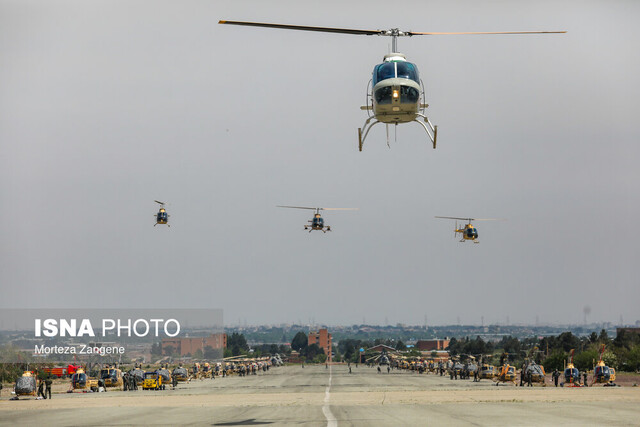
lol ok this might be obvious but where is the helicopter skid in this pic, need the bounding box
[358,114,437,150]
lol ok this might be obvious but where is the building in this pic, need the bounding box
[162,333,227,357]
[616,327,640,337]
[416,339,450,352]
[308,328,332,362]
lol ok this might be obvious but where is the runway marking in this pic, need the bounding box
[322,364,338,427]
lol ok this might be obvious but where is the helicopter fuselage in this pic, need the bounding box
[456,224,479,242]
[305,214,330,232]
[371,54,422,124]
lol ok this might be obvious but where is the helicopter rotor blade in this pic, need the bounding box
[322,208,359,211]
[219,21,382,36]
[276,205,318,210]
[408,30,567,36]
[435,216,474,222]
[154,200,165,205]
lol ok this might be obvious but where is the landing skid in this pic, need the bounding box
[358,114,437,151]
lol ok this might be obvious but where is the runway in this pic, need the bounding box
[1,365,638,426]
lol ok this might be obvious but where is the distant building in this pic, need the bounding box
[416,339,450,351]
[162,333,227,356]
[308,328,332,362]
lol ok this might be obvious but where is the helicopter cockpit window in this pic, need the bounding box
[396,62,419,83]
[400,86,420,103]
[374,62,396,85]
[374,87,393,104]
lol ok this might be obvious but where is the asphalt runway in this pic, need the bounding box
[1,365,639,426]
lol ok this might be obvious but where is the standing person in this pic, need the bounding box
[0,380,3,397]
[172,375,178,389]
[583,371,588,387]
[37,379,45,399]
[44,377,52,399]
[123,373,129,391]
[387,366,390,374]
[553,370,559,387]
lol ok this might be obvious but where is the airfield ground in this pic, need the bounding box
[1,365,639,426]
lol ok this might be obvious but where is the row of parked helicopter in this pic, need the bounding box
[366,344,617,387]
[155,201,502,242]
[10,355,284,398]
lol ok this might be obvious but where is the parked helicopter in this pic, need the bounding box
[219,20,565,151]
[592,344,616,386]
[277,206,357,233]
[13,370,37,399]
[521,349,546,386]
[435,216,504,243]
[562,349,581,387]
[154,200,170,227]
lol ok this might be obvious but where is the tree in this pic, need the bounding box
[304,343,324,361]
[228,333,249,351]
[291,332,308,352]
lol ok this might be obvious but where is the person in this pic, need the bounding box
[553,370,559,387]
[387,366,390,374]
[474,369,479,382]
[377,366,381,374]
[45,376,52,399]
[349,367,352,374]
[123,373,129,391]
[527,372,533,387]
[37,379,45,399]
[583,371,588,387]
[0,380,3,397]
[172,375,178,389]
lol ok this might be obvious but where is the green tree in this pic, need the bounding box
[291,332,308,352]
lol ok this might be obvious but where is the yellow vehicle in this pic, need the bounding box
[494,364,517,385]
[479,364,496,380]
[99,366,123,390]
[70,368,99,392]
[142,372,164,390]
[593,344,616,385]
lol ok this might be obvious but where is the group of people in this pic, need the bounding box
[37,378,53,399]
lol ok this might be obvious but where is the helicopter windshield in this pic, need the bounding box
[373,61,420,85]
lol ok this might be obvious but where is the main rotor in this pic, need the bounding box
[219,20,566,52]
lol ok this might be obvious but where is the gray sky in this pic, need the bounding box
[1,0,638,327]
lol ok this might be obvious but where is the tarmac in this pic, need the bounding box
[1,364,639,426]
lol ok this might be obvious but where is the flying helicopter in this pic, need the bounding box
[277,206,357,233]
[154,200,170,227]
[218,20,565,151]
[435,216,505,243]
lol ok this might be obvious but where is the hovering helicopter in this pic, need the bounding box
[592,344,616,386]
[277,206,357,233]
[435,216,505,243]
[154,200,170,227]
[219,20,565,151]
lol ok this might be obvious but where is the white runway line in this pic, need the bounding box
[322,364,338,427]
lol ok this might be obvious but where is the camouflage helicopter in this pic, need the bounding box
[99,365,124,390]
[592,344,616,386]
[13,370,37,399]
[520,347,546,386]
[435,216,505,243]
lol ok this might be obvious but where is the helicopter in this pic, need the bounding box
[277,206,357,233]
[520,347,546,386]
[592,344,616,386]
[219,20,565,151]
[562,349,581,387]
[154,200,170,227]
[435,216,505,243]
[12,370,37,399]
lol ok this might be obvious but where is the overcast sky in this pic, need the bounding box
[1,0,638,327]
